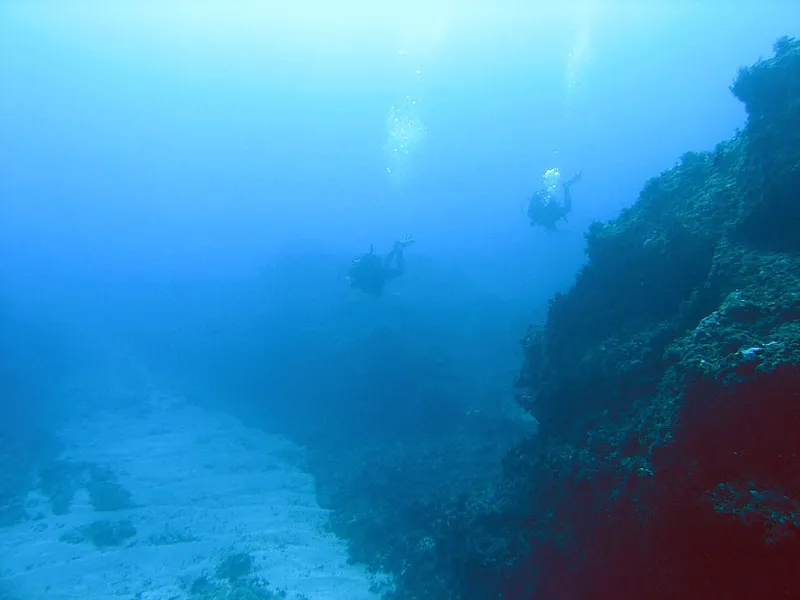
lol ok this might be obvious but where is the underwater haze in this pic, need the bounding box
[1,2,798,600]
[3,3,795,292]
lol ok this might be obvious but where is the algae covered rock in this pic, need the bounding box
[732,36,800,252]
[494,37,800,600]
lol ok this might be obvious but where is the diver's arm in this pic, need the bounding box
[383,248,397,270]
[383,236,412,278]
[383,247,404,277]
[562,172,581,214]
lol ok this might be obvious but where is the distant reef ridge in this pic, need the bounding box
[457,36,800,600]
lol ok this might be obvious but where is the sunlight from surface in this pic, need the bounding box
[2,0,454,69]
[0,0,723,210]
[0,1,618,74]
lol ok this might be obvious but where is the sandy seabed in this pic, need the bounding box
[0,386,388,600]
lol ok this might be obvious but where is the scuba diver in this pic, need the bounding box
[526,171,582,231]
[346,235,415,297]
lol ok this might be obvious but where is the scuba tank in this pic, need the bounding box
[348,244,383,282]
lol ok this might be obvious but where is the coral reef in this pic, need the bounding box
[483,36,800,599]
[310,412,529,600]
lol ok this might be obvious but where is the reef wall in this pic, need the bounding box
[480,36,800,599]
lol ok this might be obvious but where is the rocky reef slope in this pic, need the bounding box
[479,37,800,599]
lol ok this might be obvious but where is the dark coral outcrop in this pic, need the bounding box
[493,37,800,599]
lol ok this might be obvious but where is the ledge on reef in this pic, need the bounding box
[485,36,800,600]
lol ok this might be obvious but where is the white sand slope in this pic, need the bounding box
[0,388,389,600]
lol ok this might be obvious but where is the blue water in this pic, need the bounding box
[1,2,797,599]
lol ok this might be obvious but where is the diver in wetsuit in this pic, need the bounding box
[347,235,415,297]
[526,172,582,231]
